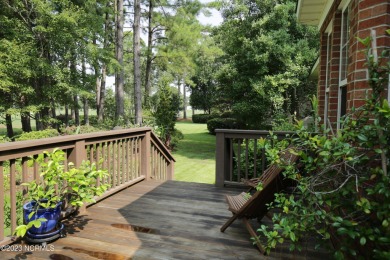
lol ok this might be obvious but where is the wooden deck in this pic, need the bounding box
[1,181,330,259]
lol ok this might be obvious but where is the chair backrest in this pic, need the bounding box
[237,147,299,218]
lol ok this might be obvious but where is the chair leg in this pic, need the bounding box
[220,213,239,232]
[242,218,266,255]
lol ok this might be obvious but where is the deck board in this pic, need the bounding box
[1,180,331,259]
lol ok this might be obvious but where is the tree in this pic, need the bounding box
[190,36,222,114]
[214,0,318,129]
[133,0,142,124]
[115,0,125,121]
[153,75,181,149]
[155,0,204,118]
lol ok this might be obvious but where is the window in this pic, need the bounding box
[337,3,350,130]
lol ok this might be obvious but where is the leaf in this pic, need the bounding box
[382,219,389,227]
[289,232,296,242]
[357,134,368,142]
[360,237,366,245]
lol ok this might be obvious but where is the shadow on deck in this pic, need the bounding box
[1,181,331,259]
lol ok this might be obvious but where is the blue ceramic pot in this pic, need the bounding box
[23,200,62,234]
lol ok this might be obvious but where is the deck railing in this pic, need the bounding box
[0,127,175,245]
[215,129,294,187]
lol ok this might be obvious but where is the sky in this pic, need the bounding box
[198,0,223,26]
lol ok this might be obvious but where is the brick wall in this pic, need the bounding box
[318,0,390,129]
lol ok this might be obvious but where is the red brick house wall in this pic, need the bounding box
[317,0,390,130]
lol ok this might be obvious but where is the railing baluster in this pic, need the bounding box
[229,139,233,182]
[101,143,106,185]
[0,161,4,241]
[130,138,134,180]
[117,140,120,185]
[33,155,39,181]
[96,143,101,187]
[22,157,28,196]
[245,138,249,180]
[125,139,129,182]
[107,141,112,187]
[262,147,266,175]
[10,159,16,234]
[122,139,125,184]
[253,139,258,178]
[92,145,96,163]
[237,139,242,182]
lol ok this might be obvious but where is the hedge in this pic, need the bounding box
[206,118,241,135]
[192,114,216,124]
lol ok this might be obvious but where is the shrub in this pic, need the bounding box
[207,118,240,135]
[220,111,235,118]
[79,115,99,126]
[15,129,59,141]
[258,34,390,258]
[0,135,10,143]
[192,114,216,123]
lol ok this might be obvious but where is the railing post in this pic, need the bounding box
[167,161,175,180]
[67,140,87,213]
[68,140,87,168]
[215,130,230,187]
[141,130,151,180]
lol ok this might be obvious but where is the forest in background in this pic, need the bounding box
[0,0,318,142]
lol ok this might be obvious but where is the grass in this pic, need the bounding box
[173,121,216,184]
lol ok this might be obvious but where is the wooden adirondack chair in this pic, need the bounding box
[220,147,299,254]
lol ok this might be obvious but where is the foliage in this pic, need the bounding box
[192,114,217,123]
[4,192,24,234]
[153,81,182,149]
[214,0,318,129]
[61,125,101,135]
[15,149,110,237]
[189,36,223,113]
[206,117,241,135]
[0,135,11,143]
[14,129,59,141]
[258,34,390,258]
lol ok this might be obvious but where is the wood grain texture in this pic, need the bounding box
[1,180,330,260]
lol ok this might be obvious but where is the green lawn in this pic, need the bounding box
[173,121,216,184]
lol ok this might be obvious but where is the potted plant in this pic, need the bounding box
[15,149,110,239]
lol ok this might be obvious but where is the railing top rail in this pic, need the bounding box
[0,127,153,153]
[150,131,176,162]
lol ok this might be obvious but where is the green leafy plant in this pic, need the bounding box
[14,129,59,141]
[14,149,110,237]
[257,32,390,258]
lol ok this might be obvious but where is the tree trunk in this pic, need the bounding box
[133,0,142,125]
[95,66,101,114]
[35,112,43,130]
[183,84,187,119]
[98,7,111,123]
[74,95,80,126]
[115,0,125,121]
[21,112,32,132]
[83,98,89,125]
[65,105,69,127]
[71,107,75,121]
[144,0,154,107]
[5,114,14,138]
[51,100,57,129]
[98,65,107,122]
